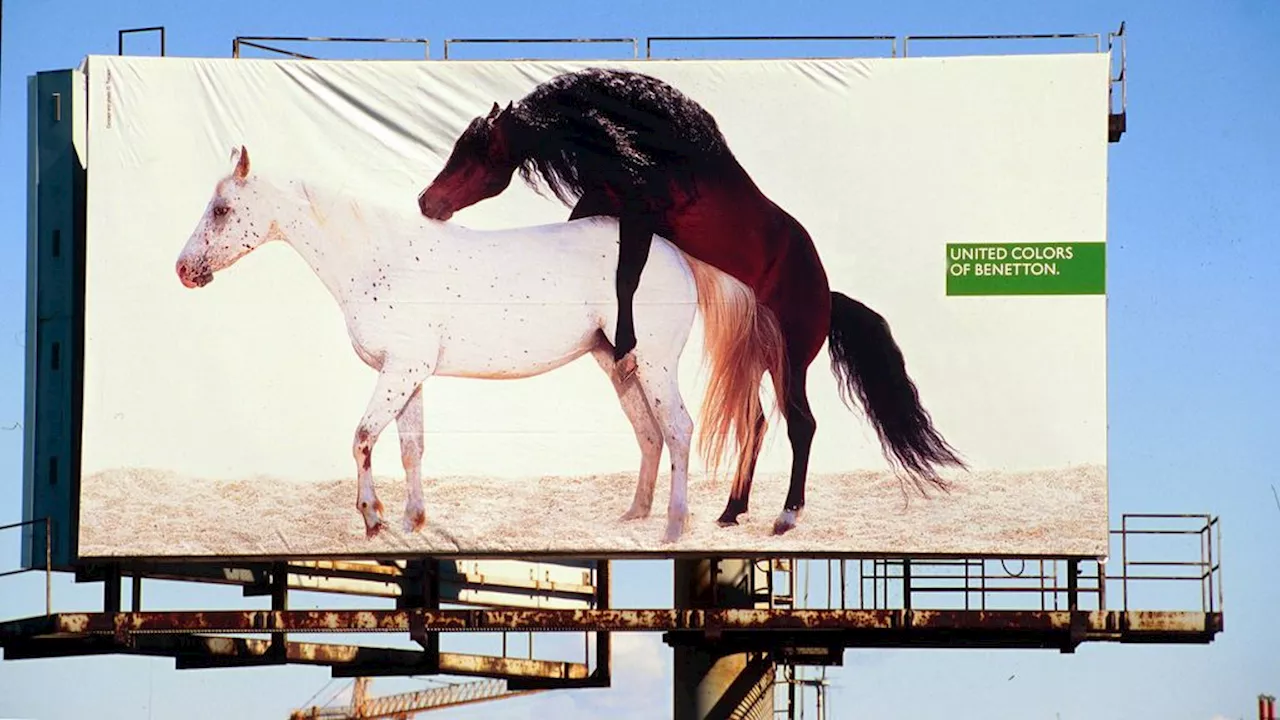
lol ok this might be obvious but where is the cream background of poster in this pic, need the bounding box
[78,54,1109,555]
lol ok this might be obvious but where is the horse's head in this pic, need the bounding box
[418,101,520,221]
[176,145,269,289]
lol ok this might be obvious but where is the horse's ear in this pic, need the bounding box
[505,100,513,112]
[234,145,251,180]
[487,102,501,120]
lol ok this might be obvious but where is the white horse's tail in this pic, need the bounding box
[681,252,787,487]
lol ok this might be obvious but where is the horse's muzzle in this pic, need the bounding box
[417,192,454,222]
[176,260,212,289]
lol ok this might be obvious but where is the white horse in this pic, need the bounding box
[174,146,782,544]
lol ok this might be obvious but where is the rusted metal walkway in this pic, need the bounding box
[0,514,1224,681]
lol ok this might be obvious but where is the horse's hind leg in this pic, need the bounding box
[774,368,816,535]
[398,387,427,533]
[590,343,663,521]
[633,361,694,544]
[717,410,768,526]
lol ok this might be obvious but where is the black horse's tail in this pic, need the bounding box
[827,291,966,494]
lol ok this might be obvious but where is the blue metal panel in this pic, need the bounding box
[22,69,85,570]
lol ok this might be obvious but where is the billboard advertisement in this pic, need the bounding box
[78,53,1109,559]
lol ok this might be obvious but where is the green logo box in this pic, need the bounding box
[945,242,1106,296]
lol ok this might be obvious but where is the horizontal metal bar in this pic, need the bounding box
[237,40,317,60]
[236,35,430,44]
[648,34,895,42]
[1112,575,1209,582]
[647,34,899,60]
[445,37,636,44]
[2,609,1221,641]
[911,579,1100,591]
[1111,529,1210,536]
[886,572,1088,580]
[444,37,638,61]
[905,32,1100,41]
[0,518,46,533]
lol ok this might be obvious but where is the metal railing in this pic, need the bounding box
[645,35,898,59]
[210,26,1126,64]
[0,518,52,615]
[218,27,1129,141]
[443,37,639,60]
[1109,22,1128,120]
[901,31,1104,56]
[231,36,430,60]
[1117,513,1222,615]
[766,513,1221,615]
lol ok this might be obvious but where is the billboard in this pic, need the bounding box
[76,53,1109,559]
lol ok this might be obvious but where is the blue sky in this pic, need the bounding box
[1,1,1278,718]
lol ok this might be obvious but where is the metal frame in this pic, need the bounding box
[901,31,1104,56]
[644,35,898,59]
[3,554,613,687]
[0,516,1223,673]
[442,37,639,60]
[1109,22,1128,141]
[118,26,165,56]
[231,36,430,60]
[0,518,51,614]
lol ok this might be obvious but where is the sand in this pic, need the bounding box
[78,464,1107,559]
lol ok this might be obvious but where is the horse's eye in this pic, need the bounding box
[213,206,230,217]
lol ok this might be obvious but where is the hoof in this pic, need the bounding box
[662,515,688,544]
[716,510,743,527]
[403,507,427,533]
[614,352,638,384]
[619,506,650,522]
[360,499,386,538]
[771,509,799,536]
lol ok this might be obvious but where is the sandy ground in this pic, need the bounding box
[78,465,1106,558]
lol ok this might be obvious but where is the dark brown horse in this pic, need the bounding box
[417,68,964,533]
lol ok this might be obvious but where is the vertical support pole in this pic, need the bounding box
[595,560,612,682]
[673,559,775,720]
[1064,558,1084,654]
[400,558,440,670]
[902,559,912,612]
[1215,517,1224,614]
[269,561,288,661]
[103,564,122,613]
[44,519,52,615]
[131,573,142,612]
[1068,560,1079,611]
[1098,559,1107,611]
[1204,517,1215,614]
[1121,515,1129,614]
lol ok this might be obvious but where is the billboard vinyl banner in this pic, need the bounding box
[78,53,1110,559]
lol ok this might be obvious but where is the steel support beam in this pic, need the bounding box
[0,609,1222,644]
[674,559,775,720]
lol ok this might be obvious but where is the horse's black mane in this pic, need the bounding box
[506,68,736,208]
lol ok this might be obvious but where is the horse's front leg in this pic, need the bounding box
[398,386,427,533]
[354,361,432,538]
